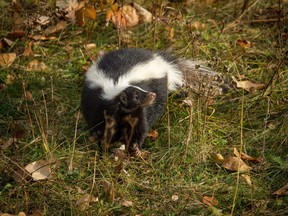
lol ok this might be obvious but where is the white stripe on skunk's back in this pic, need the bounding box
[85,53,183,100]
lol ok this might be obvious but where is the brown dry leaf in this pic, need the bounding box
[171,194,179,202]
[103,180,114,203]
[26,60,49,71]
[231,76,265,92]
[202,196,219,206]
[23,41,33,56]
[56,0,86,21]
[115,148,126,162]
[5,74,15,85]
[111,5,139,29]
[189,20,206,31]
[0,83,6,91]
[147,130,159,140]
[236,39,254,49]
[28,35,57,41]
[25,159,52,181]
[121,200,133,207]
[76,194,98,211]
[23,90,33,100]
[267,121,278,130]
[84,43,96,50]
[222,155,252,172]
[12,167,30,183]
[273,183,288,196]
[7,30,25,40]
[0,53,17,67]
[3,38,14,47]
[1,137,17,150]
[242,174,252,186]
[182,99,193,107]
[45,20,68,35]
[132,3,152,23]
[75,7,85,26]
[166,26,174,40]
[233,148,263,163]
[36,16,51,25]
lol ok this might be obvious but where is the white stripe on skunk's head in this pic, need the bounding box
[85,52,184,100]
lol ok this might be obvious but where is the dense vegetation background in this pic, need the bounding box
[0,0,287,215]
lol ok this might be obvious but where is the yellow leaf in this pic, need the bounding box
[84,6,96,20]
[222,155,252,172]
[242,174,252,186]
[0,53,16,67]
[231,76,265,92]
[202,196,219,206]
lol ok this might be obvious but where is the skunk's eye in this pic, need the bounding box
[134,91,140,100]
[120,94,127,105]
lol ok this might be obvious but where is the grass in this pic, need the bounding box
[1,0,288,215]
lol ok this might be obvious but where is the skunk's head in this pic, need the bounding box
[117,86,156,113]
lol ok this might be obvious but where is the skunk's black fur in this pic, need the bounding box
[81,48,184,152]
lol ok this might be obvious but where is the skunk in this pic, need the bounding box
[81,48,228,153]
[81,48,184,153]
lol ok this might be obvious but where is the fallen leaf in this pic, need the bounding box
[231,76,265,92]
[23,90,33,100]
[56,0,86,21]
[115,148,126,162]
[222,155,252,172]
[36,16,51,25]
[26,60,49,71]
[132,3,152,23]
[242,174,252,186]
[111,5,139,29]
[76,194,98,211]
[3,38,14,47]
[121,200,133,207]
[5,74,15,85]
[171,194,179,201]
[182,99,193,107]
[236,39,254,49]
[25,159,52,181]
[0,53,17,67]
[273,183,288,196]
[0,83,6,91]
[28,35,57,41]
[147,130,159,140]
[109,0,118,12]
[189,20,206,31]
[233,148,263,163]
[12,167,30,183]
[84,43,97,50]
[102,180,114,203]
[45,20,68,35]
[1,137,17,150]
[214,153,225,163]
[23,41,33,56]
[84,6,96,20]
[202,196,219,206]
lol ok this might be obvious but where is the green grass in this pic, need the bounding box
[1,0,288,215]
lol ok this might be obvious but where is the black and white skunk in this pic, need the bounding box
[81,48,227,153]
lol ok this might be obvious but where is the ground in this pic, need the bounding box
[0,0,287,215]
